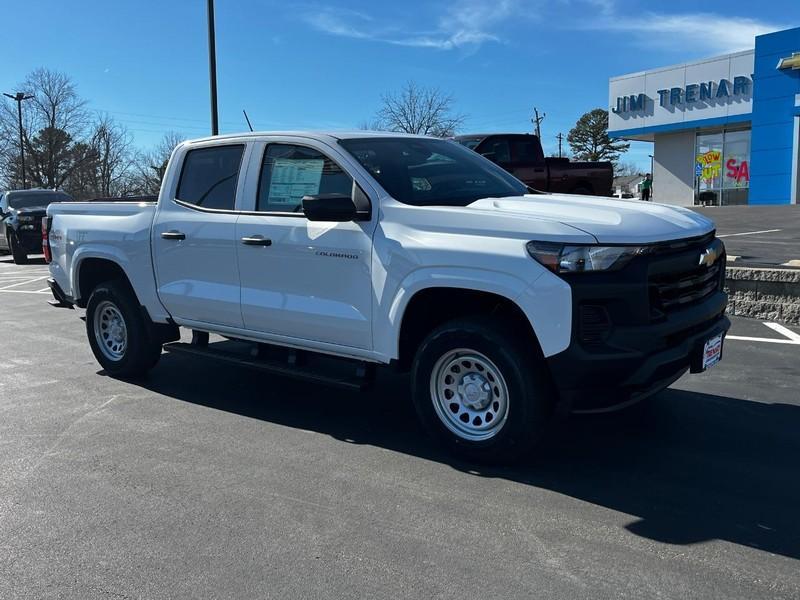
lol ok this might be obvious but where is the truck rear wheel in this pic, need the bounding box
[411,317,554,463]
[9,234,28,264]
[86,280,162,377]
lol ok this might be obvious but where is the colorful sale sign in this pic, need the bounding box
[696,151,721,182]
[726,159,750,185]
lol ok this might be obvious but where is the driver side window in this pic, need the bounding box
[257,144,352,213]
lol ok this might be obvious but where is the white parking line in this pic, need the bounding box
[727,321,800,345]
[717,228,782,238]
[0,276,49,291]
[763,322,800,343]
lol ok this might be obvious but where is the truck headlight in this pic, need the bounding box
[526,241,649,273]
[18,215,35,223]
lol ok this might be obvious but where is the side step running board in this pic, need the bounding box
[162,342,374,391]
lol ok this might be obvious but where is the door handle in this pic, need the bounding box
[241,236,272,247]
[161,230,186,240]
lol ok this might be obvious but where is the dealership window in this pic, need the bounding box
[694,129,750,206]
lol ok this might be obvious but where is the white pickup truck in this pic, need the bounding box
[46,131,729,461]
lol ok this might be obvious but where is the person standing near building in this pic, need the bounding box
[641,173,653,201]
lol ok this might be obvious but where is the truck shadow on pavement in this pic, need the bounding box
[140,352,800,561]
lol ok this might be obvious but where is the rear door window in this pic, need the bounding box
[176,145,244,210]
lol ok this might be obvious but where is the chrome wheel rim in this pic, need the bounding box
[430,348,509,442]
[94,301,128,361]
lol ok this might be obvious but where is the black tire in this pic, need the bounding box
[9,234,28,264]
[85,280,162,377]
[411,317,555,463]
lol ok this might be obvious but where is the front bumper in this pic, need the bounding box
[17,230,43,253]
[545,233,730,412]
[547,295,729,412]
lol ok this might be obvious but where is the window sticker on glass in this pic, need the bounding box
[267,158,324,206]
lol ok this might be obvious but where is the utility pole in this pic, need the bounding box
[555,132,564,158]
[207,0,219,135]
[531,107,545,139]
[3,92,34,189]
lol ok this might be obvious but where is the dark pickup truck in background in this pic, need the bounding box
[0,189,73,264]
[455,133,613,197]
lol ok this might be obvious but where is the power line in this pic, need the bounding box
[111,118,212,131]
[91,108,248,128]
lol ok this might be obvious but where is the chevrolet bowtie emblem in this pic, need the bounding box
[777,52,800,70]
[699,244,721,268]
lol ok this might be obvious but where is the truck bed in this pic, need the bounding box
[46,201,167,321]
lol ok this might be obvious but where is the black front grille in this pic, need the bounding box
[650,260,722,311]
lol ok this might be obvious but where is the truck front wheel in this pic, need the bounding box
[85,280,162,377]
[411,317,554,463]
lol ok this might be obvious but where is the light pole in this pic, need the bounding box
[3,92,34,189]
[207,0,219,135]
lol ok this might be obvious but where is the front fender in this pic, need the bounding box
[373,265,573,361]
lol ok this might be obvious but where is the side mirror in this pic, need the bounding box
[302,193,359,222]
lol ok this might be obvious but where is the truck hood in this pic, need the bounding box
[468,194,714,244]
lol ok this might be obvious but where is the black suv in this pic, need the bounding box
[0,189,73,264]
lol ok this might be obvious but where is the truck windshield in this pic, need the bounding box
[8,192,73,209]
[339,137,527,207]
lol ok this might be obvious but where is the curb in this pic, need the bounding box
[725,266,800,325]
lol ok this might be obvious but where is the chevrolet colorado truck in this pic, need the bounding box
[45,132,729,461]
[455,133,614,196]
[1,189,73,263]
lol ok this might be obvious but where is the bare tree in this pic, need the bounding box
[0,113,20,189]
[90,115,135,197]
[373,81,465,137]
[357,118,384,131]
[0,68,90,190]
[130,131,185,195]
[614,161,642,177]
[25,68,89,136]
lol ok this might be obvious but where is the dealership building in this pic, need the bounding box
[608,26,800,206]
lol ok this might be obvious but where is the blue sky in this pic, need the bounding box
[2,0,795,170]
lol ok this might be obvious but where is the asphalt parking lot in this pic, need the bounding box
[2,257,800,599]
[694,205,800,267]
